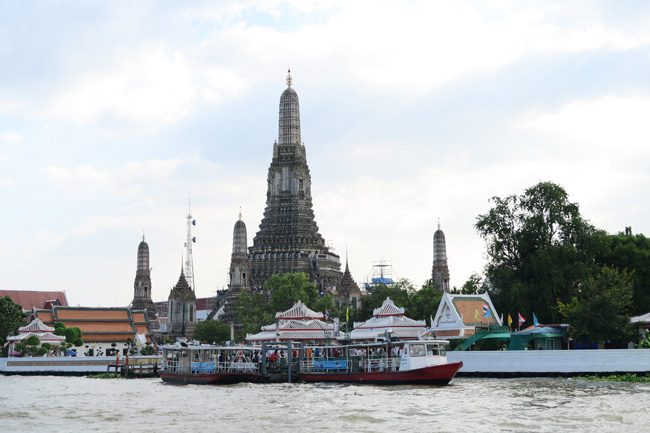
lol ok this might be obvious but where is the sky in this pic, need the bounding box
[1,0,650,307]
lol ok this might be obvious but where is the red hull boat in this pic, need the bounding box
[160,343,262,385]
[159,371,263,385]
[300,360,463,385]
[299,339,462,385]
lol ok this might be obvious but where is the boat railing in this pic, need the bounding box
[361,357,400,372]
[218,361,259,373]
[300,357,401,373]
[162,359,191,373]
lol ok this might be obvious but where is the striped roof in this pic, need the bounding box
[372,297,405,317]
[275,301,324,320]
[18,318,55,333]
[248,318,334,342]
[6,331,66,343]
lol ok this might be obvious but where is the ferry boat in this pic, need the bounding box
[159,342,263,385]
[299,339,463,385]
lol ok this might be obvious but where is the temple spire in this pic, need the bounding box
[286,68,292,87]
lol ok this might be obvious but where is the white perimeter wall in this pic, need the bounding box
[448,349,650,373]
[0,356,159,373]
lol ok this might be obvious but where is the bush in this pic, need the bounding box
[25,335,40,346]
[74,339,83,347]
[64,327,82,343]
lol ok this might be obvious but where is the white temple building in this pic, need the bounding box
[348,297,427,341]
[430,292,502,339]
[246,301,335,343]
[5,318,66,356]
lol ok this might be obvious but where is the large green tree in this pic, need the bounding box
[0,296,25,347]
[558,267,634,343]
[194,320,231,344]
[593,231,650,315]
[475,181,598,323]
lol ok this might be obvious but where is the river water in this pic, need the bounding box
[1,376,648,433]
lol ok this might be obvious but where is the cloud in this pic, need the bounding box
[46,159,183,199]
[518,94,650,159]
[44,47,246,125]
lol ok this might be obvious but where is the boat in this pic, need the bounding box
[159,342,263,385]
[299,339,463,385]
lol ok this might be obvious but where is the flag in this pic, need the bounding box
[533,313,539,327]
[474,309,480,320]
[346,306,349,322]
[482,304,491,318]
[517,312,526,325]
[507,314,513,327]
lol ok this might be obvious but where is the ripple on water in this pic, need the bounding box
[1,376,648,433]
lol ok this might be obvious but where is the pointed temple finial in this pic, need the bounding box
[286,68,292,87]
[238,206,242,221]
[142,230,145,242]
[437,217,440,231]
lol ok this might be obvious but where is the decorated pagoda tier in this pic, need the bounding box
[5,318,66,355]
[246,301,335,343]
[349,297,427,341]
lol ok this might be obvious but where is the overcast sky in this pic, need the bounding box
[1,1,649,307]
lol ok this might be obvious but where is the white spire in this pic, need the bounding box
[286,68,292,87]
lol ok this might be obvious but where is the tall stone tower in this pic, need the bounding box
[131,236,157,320]
[167,267,197,339]
[432,221,450,292]
[249,70,342,292]
[221,211,250,329]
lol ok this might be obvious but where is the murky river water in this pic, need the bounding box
[1,376,649,433]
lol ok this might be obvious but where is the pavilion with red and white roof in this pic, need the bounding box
[5,318,66,355]
[246,301,335,343]
[348,297,427,341]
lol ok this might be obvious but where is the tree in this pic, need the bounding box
[194,320,231,344]
[0,296,25,347]
[453,273,487,295]
[408,281,443,324]
[236,291,276,340]
[475,181,598,323]
[558,267,634,344]
[265,272,321,312]
[357,280,413,321]
[593,231,650,315]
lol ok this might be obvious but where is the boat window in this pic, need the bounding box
[410,344,426,357]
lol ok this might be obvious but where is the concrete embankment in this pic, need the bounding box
[449,349,650,377]
[0,355,160,376]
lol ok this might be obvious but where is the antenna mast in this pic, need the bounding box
[184,195,196,291]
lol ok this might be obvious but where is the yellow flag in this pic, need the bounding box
[474,309,480,320]
[507,314,513,327]
[346,306,349,322]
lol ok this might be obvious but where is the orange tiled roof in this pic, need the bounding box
[59,321,135,333]
[55,308,130,321]
[0,290,68,312]
[132,312,146,323]
[34,310,54,324]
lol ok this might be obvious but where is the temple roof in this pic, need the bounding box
[18,318,55,333]
[275,301,323,320]
[168,268,196,301]
[247,318,334,342]
[0,289,68,312]
[372,297,405,317]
